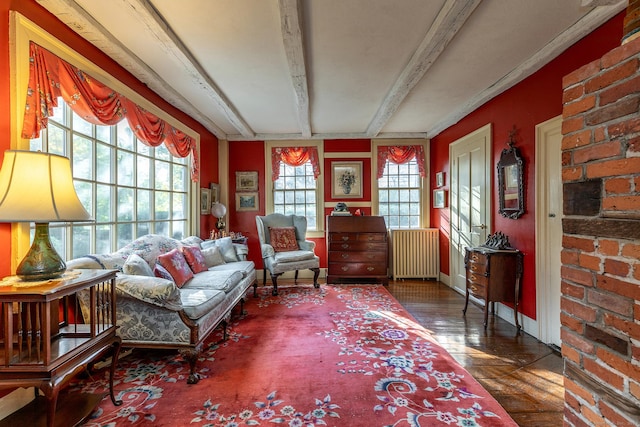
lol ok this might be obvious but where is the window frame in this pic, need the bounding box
[10,12,200,271]
[371,139,430,229]
[264,140,324,236]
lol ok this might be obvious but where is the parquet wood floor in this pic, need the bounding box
[386,279,564,427]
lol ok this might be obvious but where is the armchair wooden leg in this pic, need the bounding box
[270,272,282,296]
[311,268,320,288]
[294,270,299,284]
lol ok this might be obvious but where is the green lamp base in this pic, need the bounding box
[16,223,66,281]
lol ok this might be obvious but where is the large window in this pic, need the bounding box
[30,100,190,260]
[378,158,422,228]
[273,161,318,229]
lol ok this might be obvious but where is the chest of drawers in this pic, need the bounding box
[326,216,388,285]
[463,247,523,330]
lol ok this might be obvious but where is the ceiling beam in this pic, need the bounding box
[279,0,311,138]
[37,0,255,140]
[365,0,483,137]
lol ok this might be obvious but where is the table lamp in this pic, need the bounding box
[0,150,92,281]
[211,202,227,230]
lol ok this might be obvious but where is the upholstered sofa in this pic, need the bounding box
[66,234,257,384]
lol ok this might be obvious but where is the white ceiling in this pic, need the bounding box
[37,0,627,141]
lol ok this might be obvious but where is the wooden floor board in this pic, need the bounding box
[386,279,564,427]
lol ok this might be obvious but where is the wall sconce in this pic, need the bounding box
[211,202,227,230]
[0,150,92,280]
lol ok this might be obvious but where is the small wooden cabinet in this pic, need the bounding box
[0,269,122,426]
[327,216,389,285]
[463,246,523,330]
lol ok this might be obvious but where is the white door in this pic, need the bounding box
[450,124,492,293]
[536,116,563,348]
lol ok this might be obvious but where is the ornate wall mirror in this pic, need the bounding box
[497,133,524,219]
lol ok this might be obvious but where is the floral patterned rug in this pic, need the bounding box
[69,284,517,426]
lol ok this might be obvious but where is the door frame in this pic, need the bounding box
[535,115,563,345]
[448,123,492,294]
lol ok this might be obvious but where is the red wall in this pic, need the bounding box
[0,0,220,278]
[429,12,625,319]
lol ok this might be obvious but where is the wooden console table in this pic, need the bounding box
[0,269,122,426]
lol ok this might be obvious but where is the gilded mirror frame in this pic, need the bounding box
[497,144,524,219]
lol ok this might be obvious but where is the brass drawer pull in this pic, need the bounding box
[341,244,350,249]
[341,266,349,272]
[341,253,349,259]
[341,236,350,241]
[367,266,374,272]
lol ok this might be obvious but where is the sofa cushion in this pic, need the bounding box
[123,253,154,277]
[157,249,194,288]
[210,260,255,278]
[116,274,182,311]
[214,237,239,262]
[154,263,174,281]
[201,246,226,268]
[182,269,243,293]
[182,246,208,274]
[180,288,226,320]
[274,250,316,263]
[269,227,299,252]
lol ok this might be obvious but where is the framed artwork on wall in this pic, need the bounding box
[200,188,211,214]
[436,172,445,187]
[433,189,447,209]
[236,171,258,192]
[209,183,220,203]
[331,161,362,198]
[236,192,259,211]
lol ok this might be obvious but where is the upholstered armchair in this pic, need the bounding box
[255,213,320,295]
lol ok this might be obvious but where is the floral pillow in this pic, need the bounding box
[157,248,194,288]
[182,245,208,274]
[201,246,226,268]
[269,226,299,252]
[153,263,174,281]
[123,253,154,277]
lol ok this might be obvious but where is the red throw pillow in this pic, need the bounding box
[157,249,194,288]
[269,226,299,252]
[182,245,208,274]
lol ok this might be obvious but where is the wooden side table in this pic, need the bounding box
[0,269,122,427]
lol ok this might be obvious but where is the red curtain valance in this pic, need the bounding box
[272,147,321,181]
[22,42,199,181]
[376,145,426,179]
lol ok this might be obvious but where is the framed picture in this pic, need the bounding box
[236,192,259,211]
[331,161,362,198]
[236,171,258,192]
[436,171,444,187]
[433,189,447,209]
[209,183,220,203]
[200,188,211,215]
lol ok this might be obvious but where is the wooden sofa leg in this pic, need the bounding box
[311,267,320,288]
[253,280,258,298]
[294,270,299,284]
[179,346,202,384]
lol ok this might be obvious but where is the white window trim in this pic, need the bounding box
[371,139,430,228]
[10,12,200,271]
[264,140,324,237]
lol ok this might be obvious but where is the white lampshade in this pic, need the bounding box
[0,150,92,222]
[211,202,227,218]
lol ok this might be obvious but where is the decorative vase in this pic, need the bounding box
[343,184,351,194]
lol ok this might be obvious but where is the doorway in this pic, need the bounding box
[449,124,492,294]
[535,116,563,348]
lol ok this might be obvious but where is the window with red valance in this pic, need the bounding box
[271,146,321,181]
[376,145,426,179]
[21,42,199,181]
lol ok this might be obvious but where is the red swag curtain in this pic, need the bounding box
[22,42,199,181]
[272,147,321,181]
[376,145,426,179]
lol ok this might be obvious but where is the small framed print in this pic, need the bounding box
[200,188,211,215]
[436,172,444,188]
[236,192,259,212]
[236,171,258,192]
[433,189,447,209]
[209,183,220,203]
[331,161,363,198]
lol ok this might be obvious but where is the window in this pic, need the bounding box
[378,158,422,228]
[30,100,190,260]
[273,161,318,229]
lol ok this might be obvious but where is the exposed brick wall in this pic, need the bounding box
[561,30,640,426]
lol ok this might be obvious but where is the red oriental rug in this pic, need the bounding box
[68,284,518,426]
